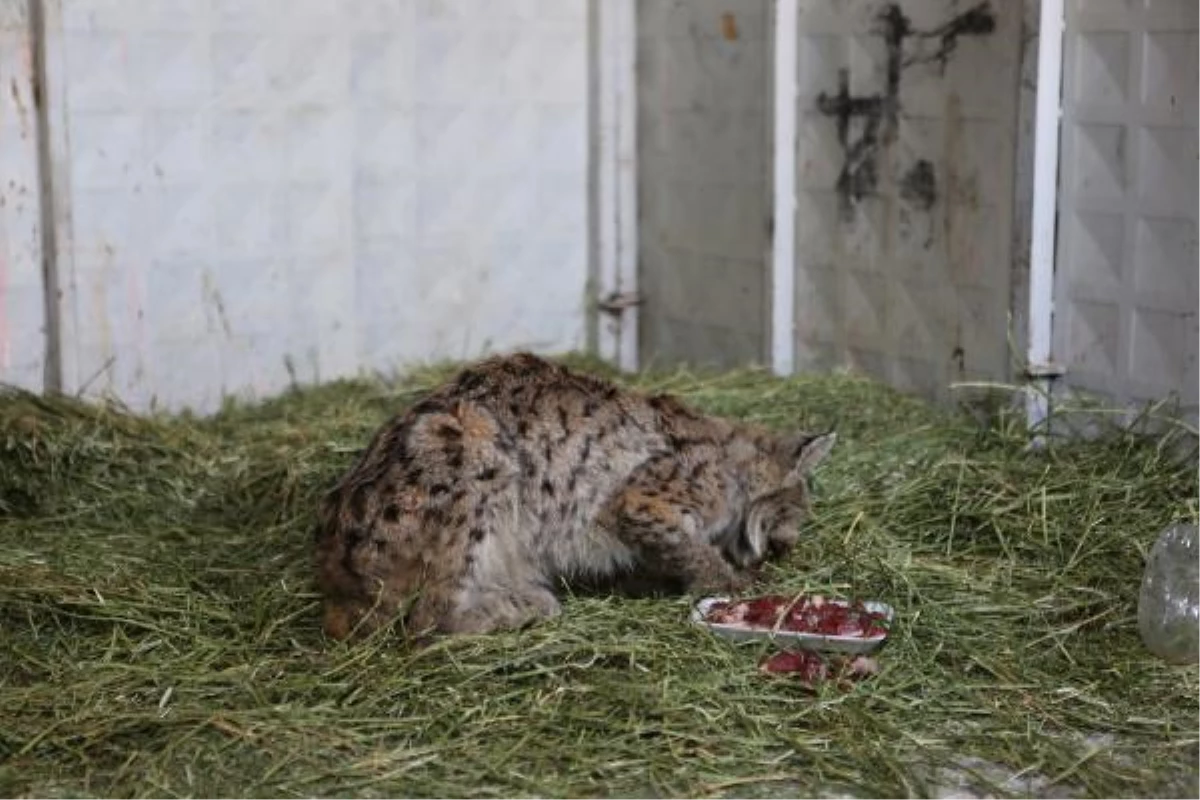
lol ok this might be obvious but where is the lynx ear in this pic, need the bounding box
[778,431,837,485]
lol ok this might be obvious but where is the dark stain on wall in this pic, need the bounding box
[815,1,996,220]
[907,3,997,73]
[816,72,885,212]
[899,158,937,210]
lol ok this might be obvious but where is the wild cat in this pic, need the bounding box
[314,353,835,640]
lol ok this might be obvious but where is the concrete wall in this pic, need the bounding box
[7,0,592,412]
[636,0,773,370]
[789,0,1025,400]
[0,0,46,392]
[5,0,1194,425]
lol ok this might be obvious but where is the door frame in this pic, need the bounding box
[591,0,639,371]
[1025,0,1066,436]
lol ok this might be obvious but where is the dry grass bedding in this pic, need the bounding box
[1,356,1197,798]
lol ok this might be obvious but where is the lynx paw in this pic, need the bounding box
[688,565,753,596]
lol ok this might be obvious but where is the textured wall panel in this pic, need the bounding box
[0,0,45,391]
[791,0,1022,399]
[48,0,589,412]
[1054,0,1198,419]
[637,0,771,369]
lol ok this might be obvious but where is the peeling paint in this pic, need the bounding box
[720,13,738,41]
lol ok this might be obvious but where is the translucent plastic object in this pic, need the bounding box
[1138,523,1199,665]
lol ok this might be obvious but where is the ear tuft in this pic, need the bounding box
[779,431,837,482]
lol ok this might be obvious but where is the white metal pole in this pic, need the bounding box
[594,0,620,367]
[594,0,638,373]
[771,0,799,376]
[615,0,639,372]
[1026,0,1066,435]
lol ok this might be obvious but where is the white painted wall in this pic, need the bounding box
[1050,0,1198,423]
[0,0,46,392]
[28,0,591,412]
[593,0,639,371]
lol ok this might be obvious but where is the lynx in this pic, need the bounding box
[314,353,835,640]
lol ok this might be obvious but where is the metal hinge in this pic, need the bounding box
[596,291,643,316]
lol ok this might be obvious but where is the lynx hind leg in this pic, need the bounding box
[400,402,541,637]
[440,512,564,635]
[404,487,563,637]
[400,490,543,637]
[605,484,749,596]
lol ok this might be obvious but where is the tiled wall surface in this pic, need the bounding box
[43,0,590,412]
[790,0,1023,399]
[1053,0,1198,420]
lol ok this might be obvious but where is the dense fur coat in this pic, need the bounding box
[314,353,835,640]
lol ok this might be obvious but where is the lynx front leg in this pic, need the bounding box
[606,490,751,595]
[444,582,562,635]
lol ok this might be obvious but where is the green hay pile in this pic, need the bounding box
[1,356,1197,798]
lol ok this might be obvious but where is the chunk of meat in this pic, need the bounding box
[759,650,880,689]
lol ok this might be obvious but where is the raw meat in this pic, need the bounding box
[759,650,880,689]
[704,594,888,637]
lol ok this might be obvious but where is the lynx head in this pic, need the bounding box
[724,431,837,569]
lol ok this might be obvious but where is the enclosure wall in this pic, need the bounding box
[636,0,773,369]
[0,0,46,392]
[21,0,590,412]
[789,0,1023,400]
[1051,1,1198,423]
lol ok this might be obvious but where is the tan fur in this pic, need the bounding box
[314,352,835,641]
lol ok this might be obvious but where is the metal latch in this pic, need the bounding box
[1025,361,1066,379]
[596,292,643,316]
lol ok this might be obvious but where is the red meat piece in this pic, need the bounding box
[759,651,881,689]
[759,649,828,682]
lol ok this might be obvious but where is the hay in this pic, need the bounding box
[1,357,1196,798]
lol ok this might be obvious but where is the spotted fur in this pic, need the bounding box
[314,353,835,640]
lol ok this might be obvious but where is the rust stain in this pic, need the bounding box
[720,13,739,41]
